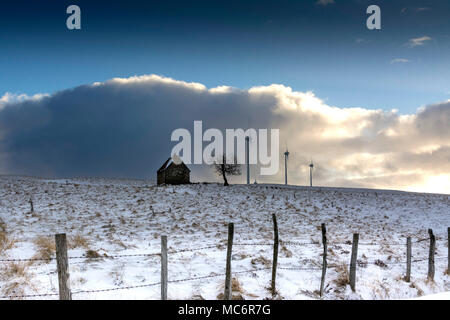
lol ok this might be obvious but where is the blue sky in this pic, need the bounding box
[1,0,449,114]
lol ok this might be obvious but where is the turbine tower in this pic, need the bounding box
[309,160,314,187]
[246,136,250,184]
[284,148,289,185]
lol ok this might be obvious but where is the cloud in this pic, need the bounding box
[0,75,449,193]
[316,0,335,6]
[0,92,48,110]
[406,36,432,47]
[355,38,370,44]
[401,7,431,14]
[416,7,431,12]
[390,58,411,64]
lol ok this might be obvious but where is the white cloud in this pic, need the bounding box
[406,36,432,47]
[402,7,431,14]
[0,92,48,109]
[390,58,411,64]
[355,38,370,44]
[316,0,335,6]
[416,7,431,12]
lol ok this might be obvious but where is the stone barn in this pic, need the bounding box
[157,157,190,185]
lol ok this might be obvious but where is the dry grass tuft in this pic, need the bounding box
[369,280,390,299]
[33,236,55,261]
[281,245,293,258]
[1,281,26,299]
[409,281,424,297]
[85,249,101,259]
[216,292,246,300]
[0,218,7,232]
[0,232,16,254]
[3,262,28,278]
[251,256,271,268]
[334,262,349,287]
[69,234,90,249]
[5,262,28,277]
[231,277,244,294]
[216,277,247,300]
[0,262,35,300]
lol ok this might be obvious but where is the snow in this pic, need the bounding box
[0,175,448,300]
[413,291,450,300]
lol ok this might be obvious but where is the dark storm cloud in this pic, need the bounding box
[0,75,449,193]
[0,76,275,178]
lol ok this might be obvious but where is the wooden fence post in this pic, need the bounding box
[224,223,234,300]
[271,214,279,296]
[405,237,411,282]
[161,235,168,300]
[319,223,327,297]
[349,233,359,292]
[55,233,71,300]
[428,229,435,281]
[447,227,449,275]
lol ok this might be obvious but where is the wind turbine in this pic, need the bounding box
[309,160,314,187]
[246,135,250,184]
[284,144,289,185]
[245,118,252,185]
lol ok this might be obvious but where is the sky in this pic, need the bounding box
[1,0,449,113]
[0,0,449,193]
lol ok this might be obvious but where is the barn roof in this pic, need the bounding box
[157,157,190,173]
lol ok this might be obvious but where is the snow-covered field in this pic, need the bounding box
[0,175,448,300]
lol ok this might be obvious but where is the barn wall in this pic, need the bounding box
[165,165,190,184]
[157,171,165,185]
[157,163,190,185]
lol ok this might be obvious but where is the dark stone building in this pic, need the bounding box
[157,157,190,185]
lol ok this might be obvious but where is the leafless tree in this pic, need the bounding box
[214,155,241,186]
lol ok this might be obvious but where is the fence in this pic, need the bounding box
[0,219,448,300]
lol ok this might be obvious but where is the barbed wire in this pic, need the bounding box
[0,257,54,262]
[0,244,223,263]
[0,267,275,299]
[169,244,222,254]
[0,292,59,299]
[278,266,322,271]
[281,238,444,247]
[71,252,160,260]
[1,235,446,263]
[324,256,448,268]
[374,256,447,266]
[280,241,319,246]
[72,281,161,295]
[234,242,274,247]
[0,253,160,263]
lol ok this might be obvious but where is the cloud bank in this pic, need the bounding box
[0,75,449,193]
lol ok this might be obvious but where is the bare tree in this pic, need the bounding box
[214,155,241,186]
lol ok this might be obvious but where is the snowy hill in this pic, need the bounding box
[0,175,448,300]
